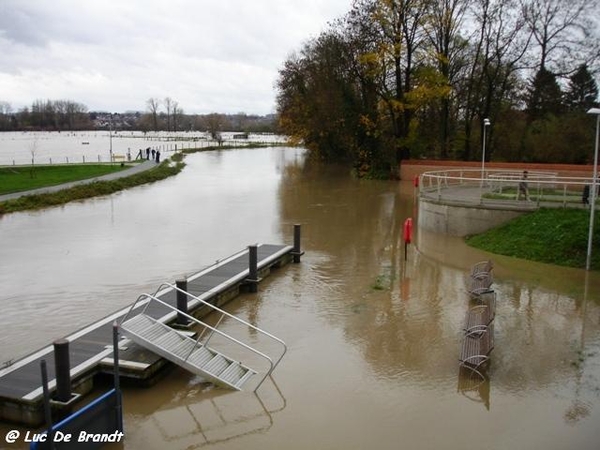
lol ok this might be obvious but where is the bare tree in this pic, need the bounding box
[172,101,183,132]
[424,0,469,158]
[164,97,173,132]
[521,0,600,75]
[0,101,12,130]
[457,0,531,160]
[146,98,160,131]
[29,137,38,178]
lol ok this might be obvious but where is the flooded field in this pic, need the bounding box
[0,130,284,165]
[0,145,599,449]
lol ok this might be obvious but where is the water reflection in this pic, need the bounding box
[123,375,285,449]
[457,368,491,410]
[1,147,600,448]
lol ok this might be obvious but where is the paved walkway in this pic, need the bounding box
[0,160,158,202]
[420,183,589,210]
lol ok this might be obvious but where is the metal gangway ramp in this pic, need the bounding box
[120,283,287,392]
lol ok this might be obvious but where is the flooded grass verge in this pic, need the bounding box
[0,163,132,195]
[465,208,600,270]
[0,154,185,215]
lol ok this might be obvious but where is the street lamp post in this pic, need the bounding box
[586,108,600,271]
[481,118,491,184]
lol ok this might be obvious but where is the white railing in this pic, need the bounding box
[163,282,287,375]
[120,292,279,392]
[419,169,594,209]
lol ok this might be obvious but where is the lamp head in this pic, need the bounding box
[587,108,600,115]
[483,118,491,126]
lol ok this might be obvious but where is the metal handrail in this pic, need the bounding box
[420,169,592,188]
[163,282,288,376]
[128,293,275,392]
[419,169,596,208]
[119,293,154,326]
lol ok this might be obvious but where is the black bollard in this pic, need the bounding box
[53,339,71,403]
[292,224,304,263]
[176,279,189,325]
[248,244,259,293]
[40,360,54,445]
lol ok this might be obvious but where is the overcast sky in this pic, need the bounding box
[0,0,352,115]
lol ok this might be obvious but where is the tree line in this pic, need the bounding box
[0,99,92,131]
[0,97,277,134]
[276,0,600,178]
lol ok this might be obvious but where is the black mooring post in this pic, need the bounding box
[292,224,303,263]
[176,279,189,325]
[248,244,258,293]
[40,360,55,450]
[53,339,71,403]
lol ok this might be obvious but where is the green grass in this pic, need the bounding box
[483,187,582,203]
[0,154,186,214]
[466,208,600,270]
[0,164,130,195]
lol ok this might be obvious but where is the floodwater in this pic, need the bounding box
[0,130,284,165]
[1,146,600,449]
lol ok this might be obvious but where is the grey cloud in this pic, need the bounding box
[0,3,49,46]
[0,0,352,114]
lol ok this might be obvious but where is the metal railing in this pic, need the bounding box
[163,281,288,374]
[419,169,594,209]
[119,292,279,392]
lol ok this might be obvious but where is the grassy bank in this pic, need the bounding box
[0,164,131,195]
[0,154,185,214]
[465,208,600,270]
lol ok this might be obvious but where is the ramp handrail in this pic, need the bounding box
[120,292,154,324]
[119,293,275,392]
[162,282,288,376]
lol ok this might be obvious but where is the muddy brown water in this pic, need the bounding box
[1,147,599,449]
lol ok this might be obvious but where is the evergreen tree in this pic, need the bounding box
[565,64,599,112]
[526,68,564,121]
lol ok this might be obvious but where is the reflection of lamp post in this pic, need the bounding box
[109,113,113,164]
[586,108,600,271]
[481,118,491,184]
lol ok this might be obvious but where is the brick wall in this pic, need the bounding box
[400,160,594,181]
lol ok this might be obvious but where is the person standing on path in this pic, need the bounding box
[583,185,590,206]
[517,170,530,201]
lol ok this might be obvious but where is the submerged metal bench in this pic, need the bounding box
[460,275,496,378]
[471,260,493,277]
[467,260,494,298]
[459,325,494,377]
[463,291,496,334]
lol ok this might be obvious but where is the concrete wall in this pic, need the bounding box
[419,197,525,236]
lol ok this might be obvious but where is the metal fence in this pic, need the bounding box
[419,169,595,210]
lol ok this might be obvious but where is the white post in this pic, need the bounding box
[481,118,491,185]
[109,113,113,164]
[586,109,600,271]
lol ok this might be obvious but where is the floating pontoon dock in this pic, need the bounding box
[0,240,300,427]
